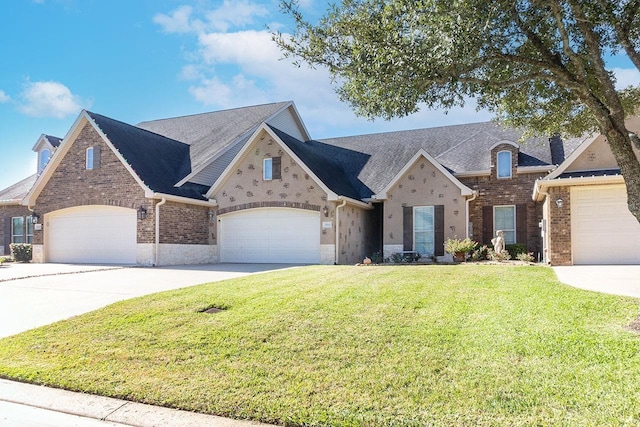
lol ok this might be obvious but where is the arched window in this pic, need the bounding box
[497,150,512,179]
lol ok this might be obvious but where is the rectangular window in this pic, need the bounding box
[86,147,94,170]
[414,206,435,256]
[494,205,516,244]
[26,216,34,244]
[497,150,512,179]
[263,158,273,180]
[11,217,25,244]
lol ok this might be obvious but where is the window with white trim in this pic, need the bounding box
[38,149,50,174]
[263,158,273,180]
[494,205,516,244]
[497,150,512,179]
[414,206,435,256]
[86,147,94,170]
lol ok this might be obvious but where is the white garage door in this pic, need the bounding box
[219,208,320,263]
[47,206,137,264]
[572,185,640,264]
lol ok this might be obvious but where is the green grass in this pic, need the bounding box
[1,265,639,426]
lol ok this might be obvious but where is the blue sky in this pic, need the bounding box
[1,0,639,191]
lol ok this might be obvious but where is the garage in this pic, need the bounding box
[571,185,640,264]
[46,206,137,264]
[219,208,320,263]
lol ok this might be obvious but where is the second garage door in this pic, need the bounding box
[47,206,137,264]
[219,208,320,263]
[571,185,640,264]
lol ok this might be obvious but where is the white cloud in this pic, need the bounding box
[613,67,640,90]
[153,5,197,34]
[18,81,88,118]
[0,90,10,103]
[154,1,268,34]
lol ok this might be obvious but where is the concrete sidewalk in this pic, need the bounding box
[0,379,273,427]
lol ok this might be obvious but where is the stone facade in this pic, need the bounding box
[211,129,334,246]
[338,204,374,265]
[383,156,468,258]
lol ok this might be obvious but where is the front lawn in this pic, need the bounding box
[0,265,639,425]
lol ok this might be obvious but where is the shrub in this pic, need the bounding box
[390,252,421,263]
[444,237,478,255]
[10,243,32,262]
[370,251,383,264]
[0,256,5,265]
[470,245,489,261]
[488,248,511,262]
[505,243,527,259]
[516,252,535,262]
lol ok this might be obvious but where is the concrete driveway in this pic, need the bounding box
[0,263,292,338]
[553,265,640,298]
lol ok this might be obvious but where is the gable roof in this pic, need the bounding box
[136,101,293,181]
[319,121,584,195]
[269,126,373,200]
[32,134,63,151]
[0,174,37,204]
[87,112,209,200]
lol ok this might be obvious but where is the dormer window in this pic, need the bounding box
[497,150,512,179]
[38,149,50,174]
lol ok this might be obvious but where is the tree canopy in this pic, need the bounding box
[276,0,640,221]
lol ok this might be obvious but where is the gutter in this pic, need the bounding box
[151,192,217,208]
[334,198,347,264]
[532,174,624,201]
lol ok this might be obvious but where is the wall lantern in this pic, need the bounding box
[323,206,329,217]
[137,206,147,220]
[555,197,564,209]
[31,212,40,224]
[209,209,216,222]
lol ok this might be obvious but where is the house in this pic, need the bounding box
[1,100,638,265]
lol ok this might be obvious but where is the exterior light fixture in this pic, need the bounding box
[209,209,216,222]
[323,206,329,217]
[555,197,563,208]
[137,206,147,220]
[31,212,40,224]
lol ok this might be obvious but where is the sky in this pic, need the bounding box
[1,0,639,191]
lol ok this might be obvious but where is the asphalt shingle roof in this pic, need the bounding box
[44,135,62,148]
[319,121,584,195]
[136,102,291,175]
[0,174,36,202]
[88,112,209,200]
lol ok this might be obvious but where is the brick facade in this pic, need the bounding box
[547,186,572,265]
[159,201,208,245]
[0,204,32,255]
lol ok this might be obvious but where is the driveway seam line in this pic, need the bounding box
[0,266,131,283]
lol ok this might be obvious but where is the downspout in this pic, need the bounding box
[536,183,551,264]
[154,197,166,267]
[334,198,347,265]
[465,190,478,239]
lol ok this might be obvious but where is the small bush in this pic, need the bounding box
[370,251,383,264]
[471,245,489,261]
[488,248,511,262]
[0,256,5,265]
[505,243,527,259]
[444,237,478,255]
[516,252,535,262]
[10,243,32,262]
[391,252,421,263]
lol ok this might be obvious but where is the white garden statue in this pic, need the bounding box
[491,230,506,254]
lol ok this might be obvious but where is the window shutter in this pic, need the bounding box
[402,206,413,251]
[482,205,493,245]
[434,205,445,256]
[94,145,101,169]
[3,217,10,255]
[272,156,281,180]
[516,204,528,245]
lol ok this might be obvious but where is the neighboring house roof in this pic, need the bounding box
[0,174,37,204]
[136,101,293,179]
[556,168,622,179]
[88,112,209,200]
[318,121,584,195]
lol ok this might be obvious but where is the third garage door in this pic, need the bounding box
[219,208,320,263]
[571,185,640,264]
